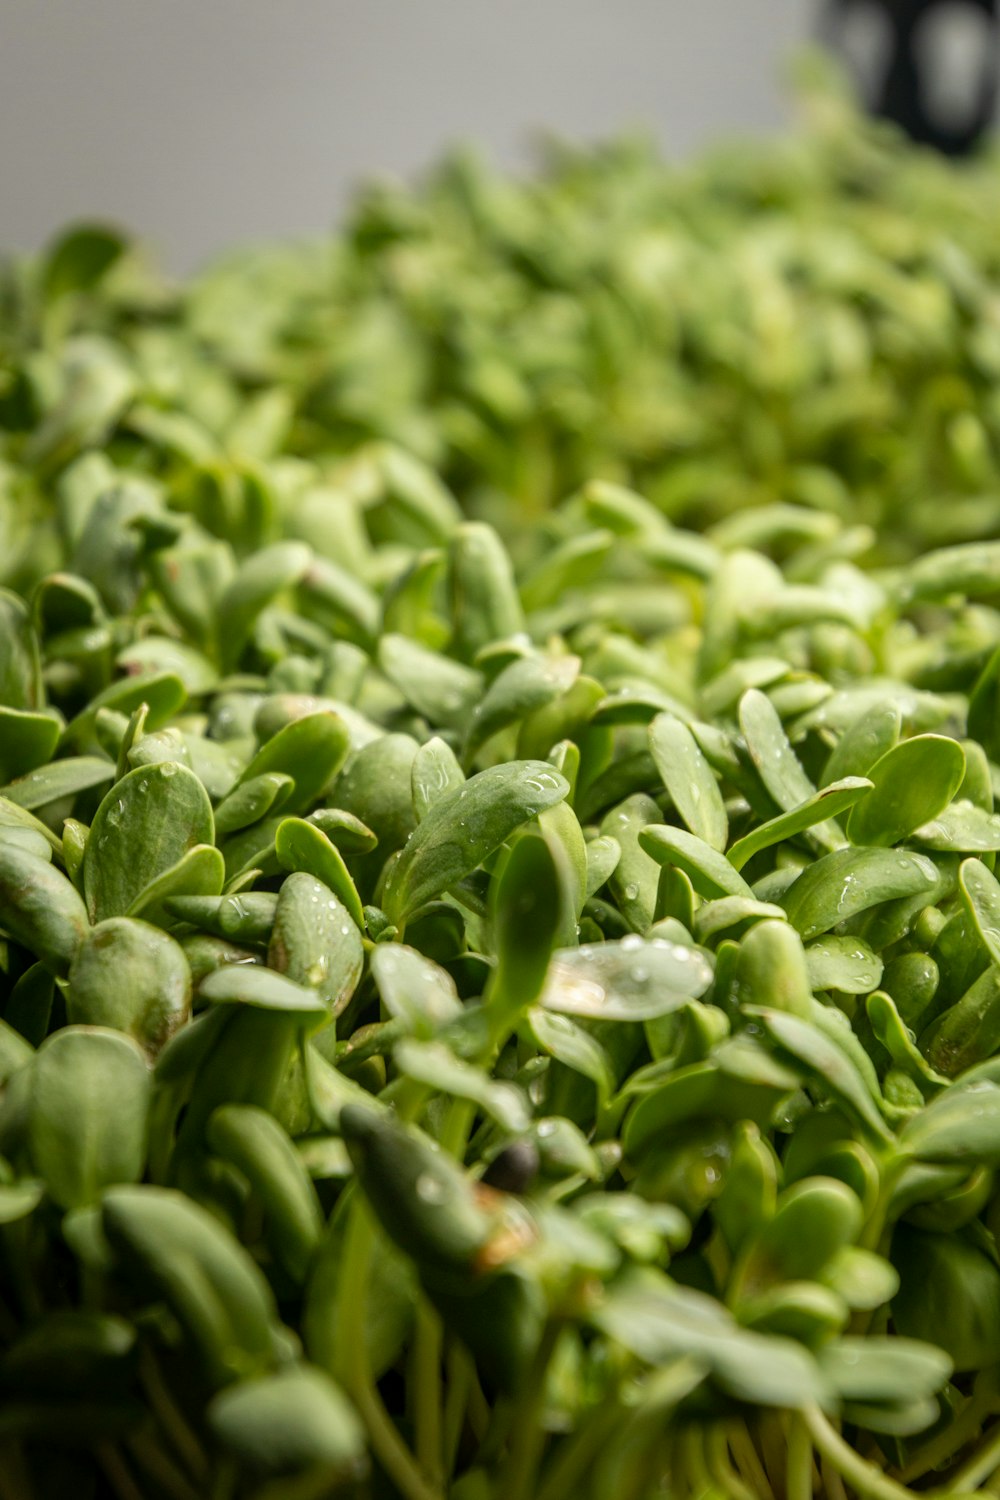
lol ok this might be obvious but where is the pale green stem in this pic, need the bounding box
[496,1323,561,1500]
[786,1415,814,1500]
[413,1301,444,1489]
[337,1201,443,1500]
[804,1405,921,1500]
[946,1418,1000,1493]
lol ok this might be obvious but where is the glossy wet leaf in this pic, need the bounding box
[805,936,883,995]
[781,847,939,939]
[274,816,365,932]
[370,943,462,1036]
[411,736,465,821]
[541,935,712,1022]
[83,762,214,923]
[601,793,664,932]
[382,759,568,926]
[269,873,363,1016]
[649,711,728,852]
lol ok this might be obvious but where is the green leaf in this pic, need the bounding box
[379,634,482,730]
[820,1336,950,1402]
[83,762,215,923]
[846,736,966,848]
[102,1185,282,1388]
[649,712,728,852]
[601,794,664,932]
[749,1007,893,1143]
[29,1028,150,1209]
[781,847,939,939]
[3,756,115,810]
[274,817,365,932]
[207,1363,365,1477]
[488,829,575,1028]
[592,1269,830,1409]
[370,944,462,1036]
[0,841,89,974]
[464,653,580,761]
[42,225,126,302]
[382,760,568,926]
[126,843,225,926]
[393,1039,529,1131]
[269,872,363,1016]
[914,801,1000,851]
[739,688,818,813]
[66,918,191,1056]
[238,711,350,816]
[214,773,295,836]
[820,701,903,787]
[899,1080,1000,1165]
[541,936,712,1022]
[216,541,313,669]
[728,778,872,872]
[199,965,327,1017]
[638,824,754,901]
[411,736,465,821]
[805,936,883,995]
[525,1008,615,1110]
[958,857,1000,968]
[0,709,61,783]
[206,1106,323,1285]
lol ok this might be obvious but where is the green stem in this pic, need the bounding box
[139,1345,209,1481]
[496,1322,561,1500]
[126,1433,200,1500]
[442,1340,473,1481]
[705,1425,756,1500]
[209,1459,238,1500]
[727,1422,775,1500]
[337,1200,443,1500]
[946,1417,1000,1492]
[535,1400,623,1500]
[900,1373,1000,1483]
[786,1415,814,1500]
[95,1445,144,1500]
[820,1455,850,1500]
[413,1301,444,1489]
[804,1405,919,1500]
[681,1425,715,1497]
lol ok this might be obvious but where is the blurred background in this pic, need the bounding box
[1,0,996,273]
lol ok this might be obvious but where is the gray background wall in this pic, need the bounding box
[2,0,812,273]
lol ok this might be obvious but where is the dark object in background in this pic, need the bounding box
[823,0,999,153]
